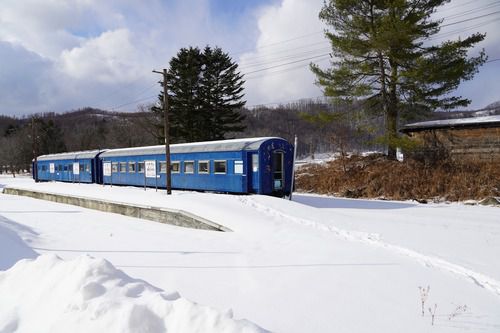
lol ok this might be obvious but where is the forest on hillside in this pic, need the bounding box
[1,99,499,175]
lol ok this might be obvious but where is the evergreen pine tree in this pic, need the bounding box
[152,46,245,143]
[200,46,246,140]
[38,119,66,154]
[152,47,203,143]
[312,0,487,159]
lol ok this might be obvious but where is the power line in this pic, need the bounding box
[428,16,500,41]
[245,58,330,80]
[108,95,158,111]
[238,47,331,70]
[438,0,479,13]
[230,30,324,56]
[236,40,329,62]
[441,9,500,27]
[438,0,500,20]
[246,95,327,109]
[97,5,500,112]
[242,53,330,75]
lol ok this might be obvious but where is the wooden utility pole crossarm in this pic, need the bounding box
[152,69,172,195]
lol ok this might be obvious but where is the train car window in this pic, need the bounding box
[128,162,136,173]
[138,162,145,173]
[184,161,194,174]
[234,161,243,174]
[171,162,180,173]
[85,164,90,172]
[159,162,166,173]
[79,164,84,172]
[41,165,46,172]
[214,160,226,174]
[58,165,62,172]
[252,154,259,172]
[64,165,68,171]
[119,162,127,173]
[198,161,209,174]
[111,162,118,173]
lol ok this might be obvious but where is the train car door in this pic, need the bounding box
[248,153,260,193]
[272,151,284,194]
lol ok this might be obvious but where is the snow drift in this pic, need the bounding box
[0,220,37,270]
[0,255,267,333]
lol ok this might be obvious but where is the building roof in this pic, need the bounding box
[400,115,500,133]
[37,150,104,161]
[99,137,282,158]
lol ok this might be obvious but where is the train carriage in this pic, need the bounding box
[99,137,294,196]
[35,150,104,183]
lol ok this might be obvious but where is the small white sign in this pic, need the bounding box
[234,160,243,174]
[49,163,55,174]
[103,162,112,176]
[145,160,156,178]
[73,162,80,175]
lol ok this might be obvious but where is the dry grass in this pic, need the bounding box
[296,154,500,201]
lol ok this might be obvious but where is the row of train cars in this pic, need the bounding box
[33,137,295,197]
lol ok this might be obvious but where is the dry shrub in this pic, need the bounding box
[296,154,500,201]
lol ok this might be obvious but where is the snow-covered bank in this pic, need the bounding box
[0,255,266,333]
[1,176,500,332]
[0,217,37,270]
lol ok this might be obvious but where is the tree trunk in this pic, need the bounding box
[386,105,398,160]
[386,57,399,160]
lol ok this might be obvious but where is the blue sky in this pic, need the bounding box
[0,0,499,117]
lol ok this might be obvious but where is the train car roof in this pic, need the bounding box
[400,115,500,132]
[37,149,104,161]
[100,137,285,158]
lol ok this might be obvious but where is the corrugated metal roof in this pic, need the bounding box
[100,137,280,158]
[401,115,500,132]
[37,150,104,161]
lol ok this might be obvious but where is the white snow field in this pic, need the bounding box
[1,175,500,332]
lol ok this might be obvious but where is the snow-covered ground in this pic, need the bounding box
[1,175,499,332]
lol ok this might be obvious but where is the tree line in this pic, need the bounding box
[0,100,391,175]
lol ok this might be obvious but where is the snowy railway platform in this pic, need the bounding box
[1,175,500,332]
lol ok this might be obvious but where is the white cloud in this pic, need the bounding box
[0,0,256,115]
[0,0,498,116]
[241,0,500,109]
[0,41,72,116]
[239,0,328,107]
[60,29,143,83]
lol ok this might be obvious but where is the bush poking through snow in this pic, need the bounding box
[418,285,430,317]
[428,304,437,326]
[448,304,468,321]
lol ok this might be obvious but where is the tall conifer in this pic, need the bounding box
[312,0,486,159]
[152,46,245,143]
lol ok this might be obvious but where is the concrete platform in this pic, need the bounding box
[2,187,230,232]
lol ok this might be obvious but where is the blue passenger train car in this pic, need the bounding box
[35,150,104,183]
[99,137,294,196]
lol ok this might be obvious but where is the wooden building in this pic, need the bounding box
[400,116,500,162]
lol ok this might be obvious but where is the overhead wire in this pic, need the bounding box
[440,9,500,27]
[238,47,331,70]
[230,30,324,56]
[437,0,500,20]
[99,4,500,111]
[245,58,330,80]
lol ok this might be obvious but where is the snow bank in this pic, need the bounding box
[0,221,37,270]
[0,255,267,333]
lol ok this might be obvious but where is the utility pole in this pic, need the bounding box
[289,135,298,200]
[31,116,38,182]
[152,68,172,194]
